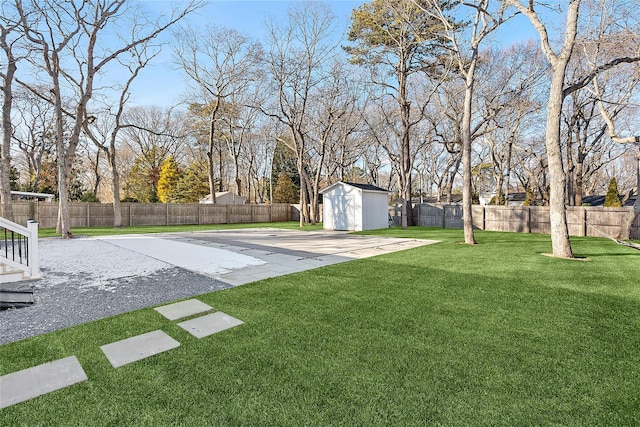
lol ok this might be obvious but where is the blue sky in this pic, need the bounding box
[130,0,541,107]
[130,0,362,106]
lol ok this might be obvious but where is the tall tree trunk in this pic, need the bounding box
[575,155,584,207]
[546,68,573,258]
[207,117,217,203]
[398,58,413,229]
[504,139,514,206]
[566,129,575,206]
[0,30,16,222]
[108,150,123,228]
[461,54,477,244]
[57,158,72,237]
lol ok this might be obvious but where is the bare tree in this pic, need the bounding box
[81,44,157,226]
[479,42,548,205]
[174,25,261,204]
[418,0,514,242]
[10,86,58,193]
[592,78,640,240]
[504,0,640,257]
[346,0,456,229]
[262,2,339,226]
[14,0,200,237]
[0,3,23,220]
[120,106,190,202]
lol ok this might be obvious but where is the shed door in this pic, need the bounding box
[335,196,354,230]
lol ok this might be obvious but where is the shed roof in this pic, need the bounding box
[319,181,389,194]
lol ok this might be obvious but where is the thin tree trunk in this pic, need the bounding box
[504,139,514,206]
[461,59,477,244]
[618,153,640,240]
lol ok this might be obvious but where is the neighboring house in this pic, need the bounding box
[319,181,390,231]
[581,193,637,207]
[199,192,245,205]
[479,192,496,206]
[414,195,463,204]
[504,192,638,207]
[506,192,528,206]
[10,191,55,202]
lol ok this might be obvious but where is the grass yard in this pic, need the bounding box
[1,227,639,425]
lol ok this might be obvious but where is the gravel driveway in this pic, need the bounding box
[0,237,233,344]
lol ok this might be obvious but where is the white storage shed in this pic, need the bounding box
[319,182,390,231]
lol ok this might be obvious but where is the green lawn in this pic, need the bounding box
[2,228,639,425]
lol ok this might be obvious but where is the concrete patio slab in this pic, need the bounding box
[100,330,180,368]
[162,229,439,286]
[0,356,87,409]
[154,299,213,321]
[177,312,244,339]
[96,235,265,277]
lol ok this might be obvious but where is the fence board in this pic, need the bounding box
[407,203,639,240]
[6,201,637,239]
[8,202,293,229]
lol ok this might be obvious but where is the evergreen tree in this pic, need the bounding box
[157,156,181,203]
[125,158,158,203]
[273,173,299,204]
[523,189,536,207]
[604,177,623,208]
[173,160,210,203]
[271,140,299,193]
[9,166,20,191]
[124,148,165,203]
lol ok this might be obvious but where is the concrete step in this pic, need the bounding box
[0,273,34,308]
[0,268,25,284]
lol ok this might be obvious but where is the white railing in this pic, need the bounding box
[0,217,41,279]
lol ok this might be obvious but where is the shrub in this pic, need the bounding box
[604,178,622,207]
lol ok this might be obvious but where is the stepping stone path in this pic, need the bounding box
[100,330,180,368]
[0,356,87,409]
[178,312,244,339]
[0,298,244,409]
[153,298,213,321]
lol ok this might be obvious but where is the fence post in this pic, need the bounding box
[166,203,169,225]
[583,207,588,237]
[527,207,531,234]
[86,203,90,227]
[26,220,41,279]
[442,204,446,228]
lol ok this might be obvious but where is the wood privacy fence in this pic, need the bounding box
[404,204,640,240]
[10,202,292,229]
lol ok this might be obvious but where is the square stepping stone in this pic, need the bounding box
[100,330,180,368]
[154,299,213,321]
[177,312,244,339]
[0,356,87,409]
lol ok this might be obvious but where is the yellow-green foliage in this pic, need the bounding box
[273,173,299,204]
[523,190,536,206]
[157,156,181,203]
[604,177,622,207]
